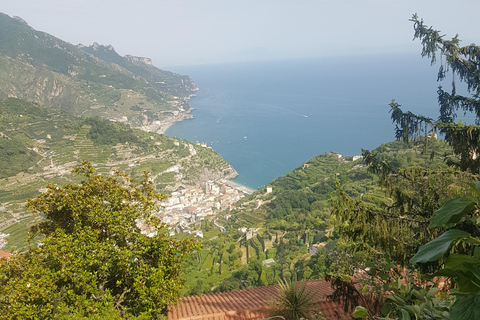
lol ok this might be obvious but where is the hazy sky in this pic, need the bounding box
[2,0,480,67]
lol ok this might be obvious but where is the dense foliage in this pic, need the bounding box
[0,97,234,252]
[408,183,480,320]
[390,14,480,173]
[0,163,199,319]
[327,15,480,320]
[85,117,142,147]
[332,148,473,267]
[176,140,456,297]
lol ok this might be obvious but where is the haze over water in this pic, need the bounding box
[166,54,440,189]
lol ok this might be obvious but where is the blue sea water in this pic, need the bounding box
[166,54,441,190]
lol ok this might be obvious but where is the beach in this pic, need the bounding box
[220,179,255,194]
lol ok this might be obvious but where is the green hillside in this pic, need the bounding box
[0,98,236,252]
[81,42,197,98]
[0,13,196,131]
[179,137,456,296]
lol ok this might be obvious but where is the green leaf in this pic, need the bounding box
[410,229,471,264]
[361,284,368,294]
[412,304,421,315]
[471,181,480,198]
[381,302,394,317]
[401,309,410,320]
[434,268,459,278]
[450,292,480,320]
[443,254,480,271]
[353,306,368,318]
[426,287,439,297]
[429,195,476,228]
[454,263,480,293]
[474,247,480,259]
[340,274,352,281]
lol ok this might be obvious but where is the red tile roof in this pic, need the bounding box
[0,250,11,258]
[168,279,352,320]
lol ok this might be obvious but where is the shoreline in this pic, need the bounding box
[149,110,195,135]
[158,108,256,195]
[153,87,255,195]
[220,179,256,194]
[152,91,198,135]
[158,112,194,134]
[153,108,255,195]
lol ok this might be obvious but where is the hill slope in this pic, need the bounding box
[178,138,456,295]
[0,13,196,132]
[0,98,236,251]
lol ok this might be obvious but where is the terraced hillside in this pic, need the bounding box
[179,138,458,295]
[0,98,237,251]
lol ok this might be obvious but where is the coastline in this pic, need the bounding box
[152,111,194,134]
[220,179,256,194]
[151,87,199,135]
[153,104,253,194]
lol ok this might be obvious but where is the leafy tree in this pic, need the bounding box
[0,162,199,319]
[392,14,480,172]
[326,265,451,320]
[332,154,473,268]
[346,182,480,320]
[332,14,480,268]
[329,15,480,320]
[85,117,142,147]
[408,182,480,320]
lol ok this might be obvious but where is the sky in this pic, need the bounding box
[2,0,480,67]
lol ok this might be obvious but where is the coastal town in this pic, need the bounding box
[139,180,250,238]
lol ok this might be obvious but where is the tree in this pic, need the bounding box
[332,156,473,269]
[329,15,480,319]
[408,183,480,320]
[345,182,480,320]
[392,14,480,172]
[0,162,199,319]
[332,14,480,268]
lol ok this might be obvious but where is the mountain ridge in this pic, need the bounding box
[0,12,197,132]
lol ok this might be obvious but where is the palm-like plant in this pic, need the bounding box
[267,279,320,320]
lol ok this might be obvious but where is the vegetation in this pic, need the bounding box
[325,15,480,320]
[4,10,480,320]
[267,280,325,320]
[176,139,456,297]
[403,186,480,320]
[0,163,199,319]
[0,98,234,252]
[0,13,196,129]
[85,117,142,147]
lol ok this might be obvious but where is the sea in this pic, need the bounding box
[165,53,442,190]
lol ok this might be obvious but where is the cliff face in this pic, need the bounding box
[124,54,153,66]
[0,12,197,131]
[80,42,198,99]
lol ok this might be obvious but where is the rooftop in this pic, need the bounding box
[168,279,352,320]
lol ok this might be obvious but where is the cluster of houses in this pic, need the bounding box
[138,181,246,237]
[0,233,8,249]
